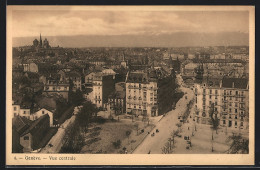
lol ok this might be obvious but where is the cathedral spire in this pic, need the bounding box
[39,33,42,47]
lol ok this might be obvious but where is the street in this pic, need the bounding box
[133,74,194,154]
[40,106,80,153]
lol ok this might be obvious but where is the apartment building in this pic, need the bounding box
[92,73,115,108]
[194,77,249,130]
[125,68,176,117]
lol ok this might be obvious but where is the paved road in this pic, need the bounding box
[133,75,194,154]
[40,106,80,153]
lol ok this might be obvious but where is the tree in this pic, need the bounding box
[125,130,131,144]
[112,140,121,149]
[209,103,220,134]
[134,123,140,135]
[55,99,68,119]
[69,89,84,106]
[76,101,98,132]
[227,134,249,154]
[176,123,182,132]
[60,122,85,153]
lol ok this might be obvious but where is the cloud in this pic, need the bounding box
[11,10,249,37]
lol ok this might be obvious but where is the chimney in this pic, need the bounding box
[232,82,235,88]
[220,80,222,88]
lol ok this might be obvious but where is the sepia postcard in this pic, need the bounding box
[6,5,255,165]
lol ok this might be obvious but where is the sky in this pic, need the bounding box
[11,7,250,47]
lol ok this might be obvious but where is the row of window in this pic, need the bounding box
[45,86,68,91]
[197,88,245,97]
[128,104,147,110]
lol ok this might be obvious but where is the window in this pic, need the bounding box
[223,120,226,124]
[230,91,232,95]
[14,107,16,111]
[203,89,206,94]
[235,109,237,113]
[215,96,218,99]
[215,90,218,95]
[236,91,238,95]
[241,122,243,126]
[24,136,29,140]
[229,108,232,113]
[230,97,232,100]
[23,111,26,114]
[209,95,212,99]
[42,110,45,114]
[209,101,212,105]
[235,115,237,119]
[235,121,237,126]
[229,102,232,106]
[210,89,212,94]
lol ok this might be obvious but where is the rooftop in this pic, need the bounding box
[222,77,248,89]
[21,114,50,136]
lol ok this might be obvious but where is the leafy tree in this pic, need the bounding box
[69,89,84,106]
[134,123,140,135]
[60,123,85,153]
[209,103,220,134]
[227,134,249,154]
[125,130,131,144]
[76,101,98,132]
[55,99,69,119]
[176,123,182,132]
[112,140,121,149]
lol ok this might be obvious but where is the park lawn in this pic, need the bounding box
[80,119,154,154]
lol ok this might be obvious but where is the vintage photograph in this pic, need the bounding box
[6,5,255,165]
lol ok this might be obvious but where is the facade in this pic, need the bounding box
[125,69,176,117]
[30,108,54,127]
[66,71,82,91]
[101,68,116,78]
[12,101,30,119]
[84,72,96,85]
[107,91,126,116]
[12,116,33,153]
[21,62,39,73]
[43,78,70,100]
[92,73,115,108]
[194,77,249,130]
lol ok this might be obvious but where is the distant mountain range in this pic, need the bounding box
[12,32,249,48]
